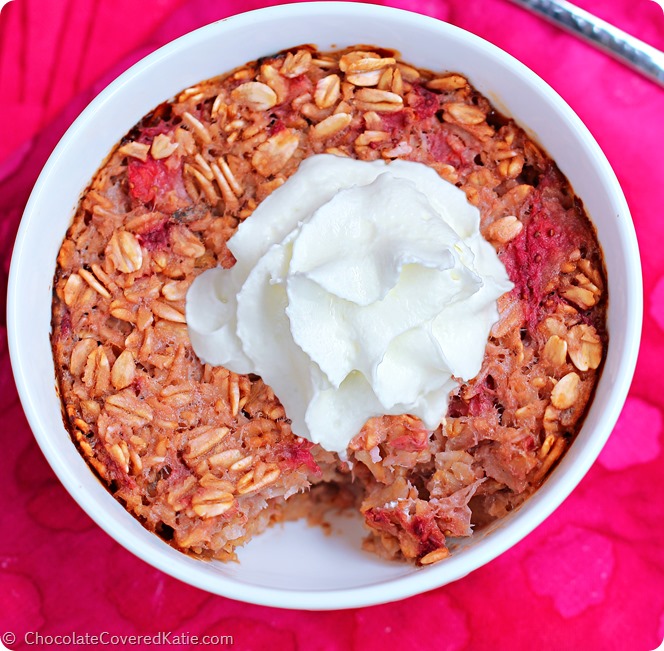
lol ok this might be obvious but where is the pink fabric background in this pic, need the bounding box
[1,0,663,648]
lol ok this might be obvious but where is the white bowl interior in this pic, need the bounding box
[8,2,641,609]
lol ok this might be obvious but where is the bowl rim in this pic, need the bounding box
[7,1,643,610]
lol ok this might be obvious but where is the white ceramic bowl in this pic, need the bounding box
[8,2,642,610]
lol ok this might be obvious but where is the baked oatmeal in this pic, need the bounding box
[51,46,607,565]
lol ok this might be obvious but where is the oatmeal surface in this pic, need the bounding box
[51,46,607,564]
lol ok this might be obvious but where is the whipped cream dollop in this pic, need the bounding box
[186,155,513,454]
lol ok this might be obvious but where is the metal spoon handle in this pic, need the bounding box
[508,0,664,87]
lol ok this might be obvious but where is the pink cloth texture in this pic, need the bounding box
[1,0,663,649]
